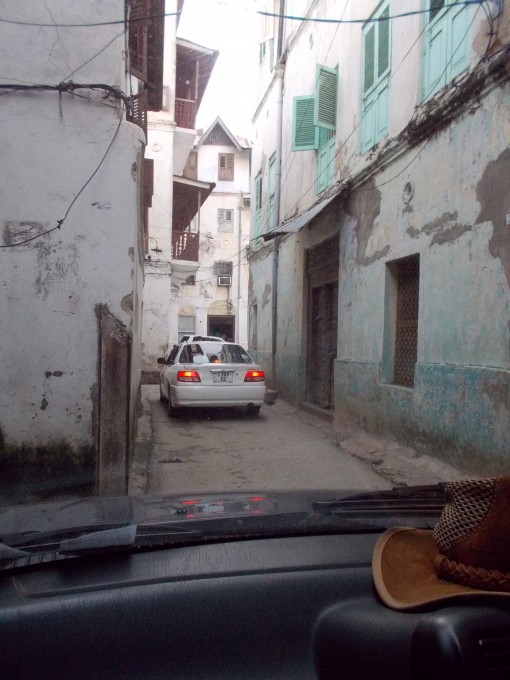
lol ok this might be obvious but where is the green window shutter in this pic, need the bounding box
[314,65,337,131]
[317,145,328,194]
[363,25,375,93]
[361,1,391,153]
[378,6,390,78]
[316,135,335,194]
[375,82,389,140]
[449,2,470,80]
[361,94,376,153]
[424,15,447,96]
[254,174,263,236]
[292,96,318,150]
[423,0,470,100]
[268,154,277,229]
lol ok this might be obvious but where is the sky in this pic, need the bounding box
[177,0,260,138]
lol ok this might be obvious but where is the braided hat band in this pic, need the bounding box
[372,476,510,611]
[435,554,510,593]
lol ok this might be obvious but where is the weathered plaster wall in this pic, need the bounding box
[0,0,144,449]
[335,85,510,471]
[143,122,175,366]
[247,245,274,382]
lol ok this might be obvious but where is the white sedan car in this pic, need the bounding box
[157,340,266,417]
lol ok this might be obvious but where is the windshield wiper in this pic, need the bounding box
[312,484,446,516]
[0,523,205,572]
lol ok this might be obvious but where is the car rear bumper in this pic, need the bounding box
[171,384,266,407]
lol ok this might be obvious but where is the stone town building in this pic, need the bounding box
[249,0,510,472]
[0,0,173,493]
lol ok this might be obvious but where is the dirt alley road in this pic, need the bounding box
[130,385,391,496]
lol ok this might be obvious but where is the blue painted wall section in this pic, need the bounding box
[335,360,510,473]
[333,82,510,473]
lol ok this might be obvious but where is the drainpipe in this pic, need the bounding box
[272,58,285,388]
[237,200,242,342]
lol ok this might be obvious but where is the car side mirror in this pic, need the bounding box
[157,357,166,365]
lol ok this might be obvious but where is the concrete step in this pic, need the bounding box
[299,401,334,424]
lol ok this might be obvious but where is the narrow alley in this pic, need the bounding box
[130,385,465,497]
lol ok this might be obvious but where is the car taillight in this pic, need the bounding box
[177,370,201,382]
[244,370,265,382]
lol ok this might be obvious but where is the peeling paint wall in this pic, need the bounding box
[335,82,510,471]
[0,1,145,457]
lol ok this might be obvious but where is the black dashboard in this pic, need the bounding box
[0,531,509,679]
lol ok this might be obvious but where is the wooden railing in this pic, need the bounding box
[172,231,199,261]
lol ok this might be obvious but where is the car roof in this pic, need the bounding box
[179,335,225,344]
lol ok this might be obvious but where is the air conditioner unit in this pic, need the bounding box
[218,276,232,286]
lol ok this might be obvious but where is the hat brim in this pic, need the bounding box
[372,527,510,612]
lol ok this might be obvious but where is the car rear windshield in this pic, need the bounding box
[219,345,253,364]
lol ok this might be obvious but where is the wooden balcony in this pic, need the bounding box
[175,98,197,129]
[172,231,199,262]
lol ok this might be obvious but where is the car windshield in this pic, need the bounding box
[0,0,508,547]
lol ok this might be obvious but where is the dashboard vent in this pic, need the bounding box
[478,633,510,677]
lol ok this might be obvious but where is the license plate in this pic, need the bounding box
[212,371,233,383]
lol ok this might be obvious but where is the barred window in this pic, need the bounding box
[393,256,419,387]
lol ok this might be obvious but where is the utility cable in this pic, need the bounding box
[0,11,181,28]
[255,0,489,242]
[62,30,125,81]
[0,110,124,248]
[256,0,484,24]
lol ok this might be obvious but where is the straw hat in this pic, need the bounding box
[372,476,510,611]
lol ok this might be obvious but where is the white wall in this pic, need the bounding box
[0,0,144,445]
[142,1,180,367]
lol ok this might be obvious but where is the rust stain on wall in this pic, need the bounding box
[475,147,510,287]
[345,180,388,266]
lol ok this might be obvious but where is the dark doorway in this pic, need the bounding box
[306,236,339,408]
[208,315,235,342]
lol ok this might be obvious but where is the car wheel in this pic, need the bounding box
[159,383,167,403]
[167,389,180,417]
[246,405,261,417]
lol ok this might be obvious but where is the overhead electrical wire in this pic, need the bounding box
[256,0,484,24]
[0,1,485,29]
[0,11,181,28]
[0,109,124,248]
[255,0,491,242]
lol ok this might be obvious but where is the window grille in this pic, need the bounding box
[394,256,419,387]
